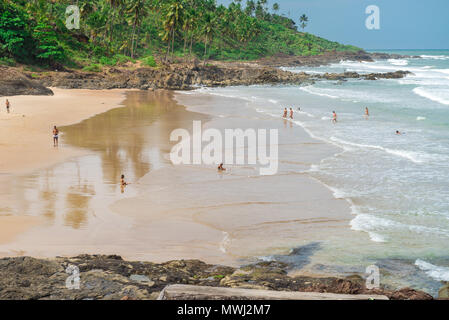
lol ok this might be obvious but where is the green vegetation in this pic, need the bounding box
[82,63,103,72]
[0,0,361,69]
[142,55,157,67]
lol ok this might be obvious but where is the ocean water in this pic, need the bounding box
[189,50,449,294]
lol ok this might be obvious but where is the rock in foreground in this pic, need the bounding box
[0,255,433,300]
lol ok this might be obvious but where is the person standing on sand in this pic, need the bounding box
[283,108,288,118]
[332,111,337,123]
[290,108,294,119]
[6,99,10,113]
[53,126,59,147]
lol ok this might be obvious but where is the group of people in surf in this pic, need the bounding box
[284,104,404,135]
[282,107,298,120]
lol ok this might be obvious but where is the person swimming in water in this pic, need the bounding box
[218,163,226,171]
[53,126,59,147]
[283,108,287,118]
[396,130,402,135]
[332,111,337,123]
[365,107,369,118]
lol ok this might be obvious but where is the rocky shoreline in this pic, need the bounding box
[0,254,438,300]
[1,51,415,96]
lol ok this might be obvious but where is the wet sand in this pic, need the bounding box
[0,88,353,269]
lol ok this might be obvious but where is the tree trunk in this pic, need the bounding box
[135,23,142,58]
[203,36,208,66]
[131,21,137,58]
[171,27,175,57]
[183,29,188,62]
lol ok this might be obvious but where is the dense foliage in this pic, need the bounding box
[0,0,361,68]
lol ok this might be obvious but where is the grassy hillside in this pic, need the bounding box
[0,0,361,70]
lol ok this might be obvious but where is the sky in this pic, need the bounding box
[216,0,449,50]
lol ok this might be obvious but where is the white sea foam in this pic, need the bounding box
[351,214,449,243]
[420,55,449,60]
[329,136,430,164]
[300,85,397,103]
[299,86,338,99]
[413,87,449,106]
[415,259,449,282]
[416,116,426,121]
[350,214,392,242]
[388,59,408,66]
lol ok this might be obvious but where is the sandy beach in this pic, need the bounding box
[0,88,354,269]
[0,88,128,174]
[0,88,128,244]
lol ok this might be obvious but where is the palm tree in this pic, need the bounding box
[272,3,279,14]
[299,14,308,31]
[201,11,214,66]
[127,0,148,58]
[161,1,184,61]
[105,0,124,52]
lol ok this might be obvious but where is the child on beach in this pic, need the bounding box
[6,99,10,113]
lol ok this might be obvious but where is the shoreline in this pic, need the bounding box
[0,85,445,298]
[0,87,354,270]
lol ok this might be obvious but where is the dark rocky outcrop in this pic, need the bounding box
[30,65,411,92]
[256,51,417,68]
[0,67,54,97]
[1,51,416,96]
[35,64,314,91]
[319,70,412,81]
[0,255,433,300]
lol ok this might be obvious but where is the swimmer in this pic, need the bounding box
[218,163,226,171]
[365,107,369,118]
[395,130,402,135]
[332,111,337,123]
